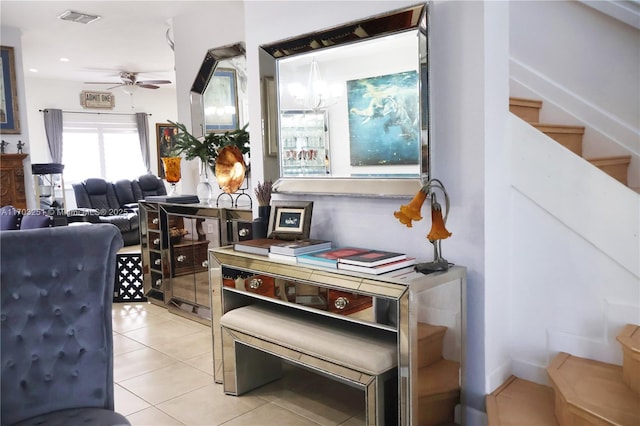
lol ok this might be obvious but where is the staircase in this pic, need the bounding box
[509,97,633,187]
[486,324,640,425]
[417,322,461,425]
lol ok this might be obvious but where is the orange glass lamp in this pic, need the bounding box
[161,156,182,195]
[394,178,452,273]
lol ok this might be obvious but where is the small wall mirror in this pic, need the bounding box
[260,3,428,197]
[191,43,248,138]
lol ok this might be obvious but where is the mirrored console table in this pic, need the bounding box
[138,202,252,323]
[209,247,466,425]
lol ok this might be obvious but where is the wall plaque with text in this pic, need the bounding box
[80,91,115,109]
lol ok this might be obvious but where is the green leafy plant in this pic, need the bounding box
[166,121,250,174]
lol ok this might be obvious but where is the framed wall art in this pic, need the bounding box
[204,68,238,133]
[346,70,420,167]
[156,122,178,178]
[267,201,313,240]
[1,46,20,134]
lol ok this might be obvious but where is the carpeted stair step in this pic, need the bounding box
[532,123,585,156]
[509,97,543,123]
[616,324,640,395]
[547,352,640,425]
[417,359,461,426]
[587,155,632,186]
[486,375,558,425]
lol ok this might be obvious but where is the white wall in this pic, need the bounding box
[510,0,640,188]
[509,115,640,383]
[505,0,640,390]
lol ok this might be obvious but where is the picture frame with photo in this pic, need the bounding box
[156,122,179,178]
[267,201,313,240]
[1,46,20,134]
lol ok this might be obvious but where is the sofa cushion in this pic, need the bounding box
[79,178,120,212]
[114,180,136,206]
[99,212,138,233]
[0,205,20,230]
[83,178,109,196]
[19,211,52,229]
[133,174,167,200]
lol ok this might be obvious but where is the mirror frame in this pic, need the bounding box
[190,42,246,139]
[260,3,429,198]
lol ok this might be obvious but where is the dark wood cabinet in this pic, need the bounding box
[0,154,28,209]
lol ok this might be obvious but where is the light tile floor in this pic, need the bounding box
[113,302,365,426]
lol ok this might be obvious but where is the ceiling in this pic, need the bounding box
[0,1,211,89]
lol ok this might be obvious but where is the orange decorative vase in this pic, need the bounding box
[161,156,181,195]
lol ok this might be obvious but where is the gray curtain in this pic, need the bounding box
[136,112,151,173]
[43,109,63,163]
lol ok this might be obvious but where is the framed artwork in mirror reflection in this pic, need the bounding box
[204,68,238,133]
[267,201,313,240]
[346,70,420,167]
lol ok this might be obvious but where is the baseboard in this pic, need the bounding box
[463,405,488,426]
[486,360,512,394]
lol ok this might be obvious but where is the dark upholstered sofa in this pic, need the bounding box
[0,224,131,425]
[71,174,166,246]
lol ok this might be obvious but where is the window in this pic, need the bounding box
[62,113,146,183]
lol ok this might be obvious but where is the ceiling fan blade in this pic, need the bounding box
[137,79,171,85]
[107,83,125,90]
[138,84,160,89]
[84,81,119,85]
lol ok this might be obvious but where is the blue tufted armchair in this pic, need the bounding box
[0,224,131,426]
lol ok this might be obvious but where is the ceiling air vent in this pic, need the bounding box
[58,10,101,25]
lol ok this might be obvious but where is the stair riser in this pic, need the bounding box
[417,330,446,368]
[510,105,540,123]
[418,393,459,425]
[552,385,607,426]
[622,349,640,395]
[543,132,583,156]
[594,164,629,185]
[588,156,632,186]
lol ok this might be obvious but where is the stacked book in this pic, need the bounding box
[233,239,415,275]
[233,238,332,261]
[268,239,332,262]
[297,247,416,275]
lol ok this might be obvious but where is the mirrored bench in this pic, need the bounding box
[208,247,466,425]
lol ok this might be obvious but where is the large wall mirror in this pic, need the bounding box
[191,43,248,139]
[260,3,428,197]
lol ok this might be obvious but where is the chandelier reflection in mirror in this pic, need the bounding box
[286,58,343,111]
[394,178,452,273]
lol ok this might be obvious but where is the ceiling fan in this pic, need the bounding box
[85,71,171,90]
